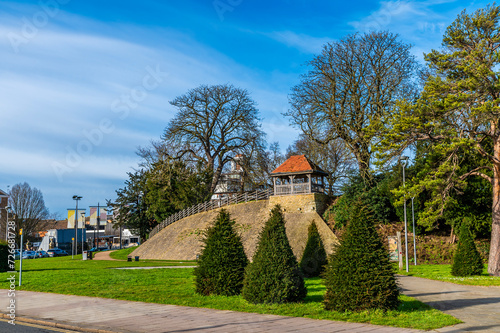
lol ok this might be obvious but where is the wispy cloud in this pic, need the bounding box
[0,6,298,214]
[264,30,331,54]
[346,1,464,61]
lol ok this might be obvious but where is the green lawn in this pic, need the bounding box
[398,264,500,286]
[0,256,460,330]
[104,247,198,265]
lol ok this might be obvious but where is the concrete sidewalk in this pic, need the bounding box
[1,290,421,333]
[398,275,500,333]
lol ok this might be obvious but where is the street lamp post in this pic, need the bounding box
[81,212,85,255]
[400,156,409,272]
[412,197,417,265]
[72,195,82,258]
[96,203,101,250]
[5,206,11,242]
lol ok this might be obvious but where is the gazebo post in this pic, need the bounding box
[307,174,311,194]
[273,176,277,196]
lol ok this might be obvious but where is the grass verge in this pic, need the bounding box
[107,247,197,265]
[108,246,138,260]
[398,264,500,286]
[0,257,460,330]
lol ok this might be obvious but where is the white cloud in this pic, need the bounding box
[346,1,461,62]
[264,30,331,54]
[0,7,300,215]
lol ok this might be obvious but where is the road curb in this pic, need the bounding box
[1,313,121,333]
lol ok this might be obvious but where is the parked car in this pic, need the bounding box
[35,250,49,258]
[13,250,20,260]
[47,248,68,257]
[22,250,37,259]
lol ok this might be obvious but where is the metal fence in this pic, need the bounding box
[147,189,273,240]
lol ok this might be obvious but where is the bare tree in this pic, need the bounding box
[237,141,286,191]
[286,31,418,181]
[286,134,356,195]
[9,182,50,246]
[163,84,265,193]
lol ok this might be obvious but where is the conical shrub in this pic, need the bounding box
[242,205,307,304]
[323,200,400,312]
[194,209,248,296]
[451,221,484,276]
[300,221,327,278]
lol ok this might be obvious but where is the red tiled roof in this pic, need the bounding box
[271,155,327,175]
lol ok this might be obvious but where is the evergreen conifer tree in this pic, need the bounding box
[323,200,400,312]
[242,205,307,304]
[300,221,327,278]
[194,209,248,296]
[451,221,484,276]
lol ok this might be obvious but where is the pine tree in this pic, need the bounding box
[300,221,327,278]
[323,200,400,312]
[242,205,307,304]
[451,221,484,276]
[194,209,248,296]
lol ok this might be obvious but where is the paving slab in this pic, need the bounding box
[398,275,500,333]
[0,290,421,333]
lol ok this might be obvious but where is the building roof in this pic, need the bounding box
[0,189,8,197]
[271,155,328,176]
[44,219,68,230]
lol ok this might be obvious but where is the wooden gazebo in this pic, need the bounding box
[271,155,328,196]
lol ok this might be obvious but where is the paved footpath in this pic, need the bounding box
[93,251,117,261]
[398,275,500,333]
[0,290,420,333]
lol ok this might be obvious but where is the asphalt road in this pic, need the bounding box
[0,319,80,333]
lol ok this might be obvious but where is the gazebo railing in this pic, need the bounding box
[275,185,292,195]
[274,183,324,195]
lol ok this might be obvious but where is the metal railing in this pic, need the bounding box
[147,189,273,240]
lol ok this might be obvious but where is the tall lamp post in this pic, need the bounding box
[5,206,11,242]
[81,212,85,254]
[412,197,417,265]
[72,195,82,258]
[96,203,101,250]
[400,156,409,272]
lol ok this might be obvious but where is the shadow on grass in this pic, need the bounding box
[23,267,83,272]
[398,299,431,312]
[304,294,324,303]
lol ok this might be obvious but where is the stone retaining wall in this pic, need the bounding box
[268,193,329,215]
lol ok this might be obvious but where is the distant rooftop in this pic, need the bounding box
[271,155,327,175]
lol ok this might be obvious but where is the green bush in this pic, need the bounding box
[300,221,327,278]
[329,174,398,229]
[193,209,248,296]
[324,200,400,312]
[451,221,484,276]
[0,242,8,273]
[242,205,307,304]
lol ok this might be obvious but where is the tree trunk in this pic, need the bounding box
[210,164,224,194]
[489,142,500,276]
[449,226,456,244]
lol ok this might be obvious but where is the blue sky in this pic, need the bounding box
[0,0,491,217]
